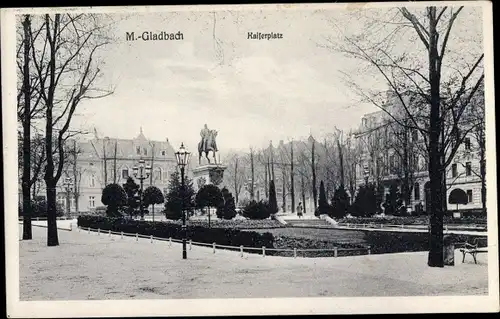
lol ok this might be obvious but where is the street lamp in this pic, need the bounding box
[132,159,151,221]
[175,143,191,260]
[62,177,73,218]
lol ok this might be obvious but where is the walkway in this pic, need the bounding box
[19,225,488,300]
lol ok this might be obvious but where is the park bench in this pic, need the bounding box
[459,237,488,264]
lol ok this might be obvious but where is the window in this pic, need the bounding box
[464,138,471,151]
[122,168,129,179]
[466,190,473,203]
[136,146,141,155]
[451,164,458,178]
[155,167,162,181]
[466,162,472,176]
[89,174,95,187]
[161,150,166,156]
[414,182,420,201]
[143,148,147,156]
[89,196,95,208]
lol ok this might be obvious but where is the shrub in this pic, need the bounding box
[268,180,278,215]
[216,187,237,220]
[316,180,330,216]
[242,200,270,220]
[77,215,275,250]
[143,185,164,214]
[123,177,140,218]
[330,184,350,219]
[383,183,404,216]
[101,184,127,217]
[196,184,223,209]
[19,196,65,218]
[165,171,195,218]
[352,183,377,217]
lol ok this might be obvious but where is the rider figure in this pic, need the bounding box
[200,124,210,151]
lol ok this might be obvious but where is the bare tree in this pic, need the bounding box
[223,153,247,205]
[29,14,114,246]
[329,6,484,266]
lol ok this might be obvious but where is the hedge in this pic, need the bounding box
[162,218,285,230]
[77,216,275,250]
[339,215,487,226]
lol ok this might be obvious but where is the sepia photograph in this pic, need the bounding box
[2,1,498,317]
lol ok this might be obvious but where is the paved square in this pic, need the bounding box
[19,226,488,300]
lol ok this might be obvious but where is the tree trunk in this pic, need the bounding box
[427,8,444,267]
[338,139,345,186]
[290,142,295,213]
[113,140,117,183]
[44,14,60,247]
[234,158,239,205]
[301,175,306,214]
[312,139,317,210]
[22,15,32,240]
[250,149,254,200]
[282,171,286,213]
[46,182,59,246]
[264,160,269,198]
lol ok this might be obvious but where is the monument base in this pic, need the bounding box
[192,164,227,191]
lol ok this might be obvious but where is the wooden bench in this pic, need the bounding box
[459,237,488,264]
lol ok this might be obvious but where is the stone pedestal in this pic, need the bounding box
[192,164,227,192]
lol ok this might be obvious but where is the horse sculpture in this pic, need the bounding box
[198,130,218,165]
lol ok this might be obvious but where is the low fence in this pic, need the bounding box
[77,226,371,258]
[337,222,487,232]
[18,216,75,222]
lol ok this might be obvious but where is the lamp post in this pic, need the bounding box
[132,159,151,221]
[62,177,73,218]
[175,143,191,260]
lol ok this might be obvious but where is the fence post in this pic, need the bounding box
[70,223,73,231]
[367,246,371,255]
[108,230,111,237]
[262,246,266,257]
[121,231,123,239]
[213,242,216,253]
[401,224,404,229]
[150,235,153,243]
[88,227,90,234]
[240,245,244,258]
[78,226,80,232]
[98,228,100,236]
[189,240,192,250]
[36,217,39,221]
[169,237,172,247]
[445,225,448,231]
[334,247,338,258]
[136,233,138,241]
[293,248,297,258]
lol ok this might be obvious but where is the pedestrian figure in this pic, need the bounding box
[297,202,303,218]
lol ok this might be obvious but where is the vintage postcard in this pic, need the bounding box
[2,2,498,317]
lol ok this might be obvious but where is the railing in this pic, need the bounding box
[18,216,75,221]
[77,226,371,258]
[336,222,487,232]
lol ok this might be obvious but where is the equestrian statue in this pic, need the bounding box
[198,124,218,165]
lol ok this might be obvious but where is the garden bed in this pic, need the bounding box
[161,218,285,229]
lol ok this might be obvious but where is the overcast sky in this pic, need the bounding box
[69,5,483,154]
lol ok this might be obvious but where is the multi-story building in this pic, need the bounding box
[354,90,484,214]
[52,128,179,214]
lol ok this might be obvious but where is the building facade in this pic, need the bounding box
[354,91,484,214]
[52,128,179,214]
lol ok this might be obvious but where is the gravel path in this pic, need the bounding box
[19,225,488,300]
